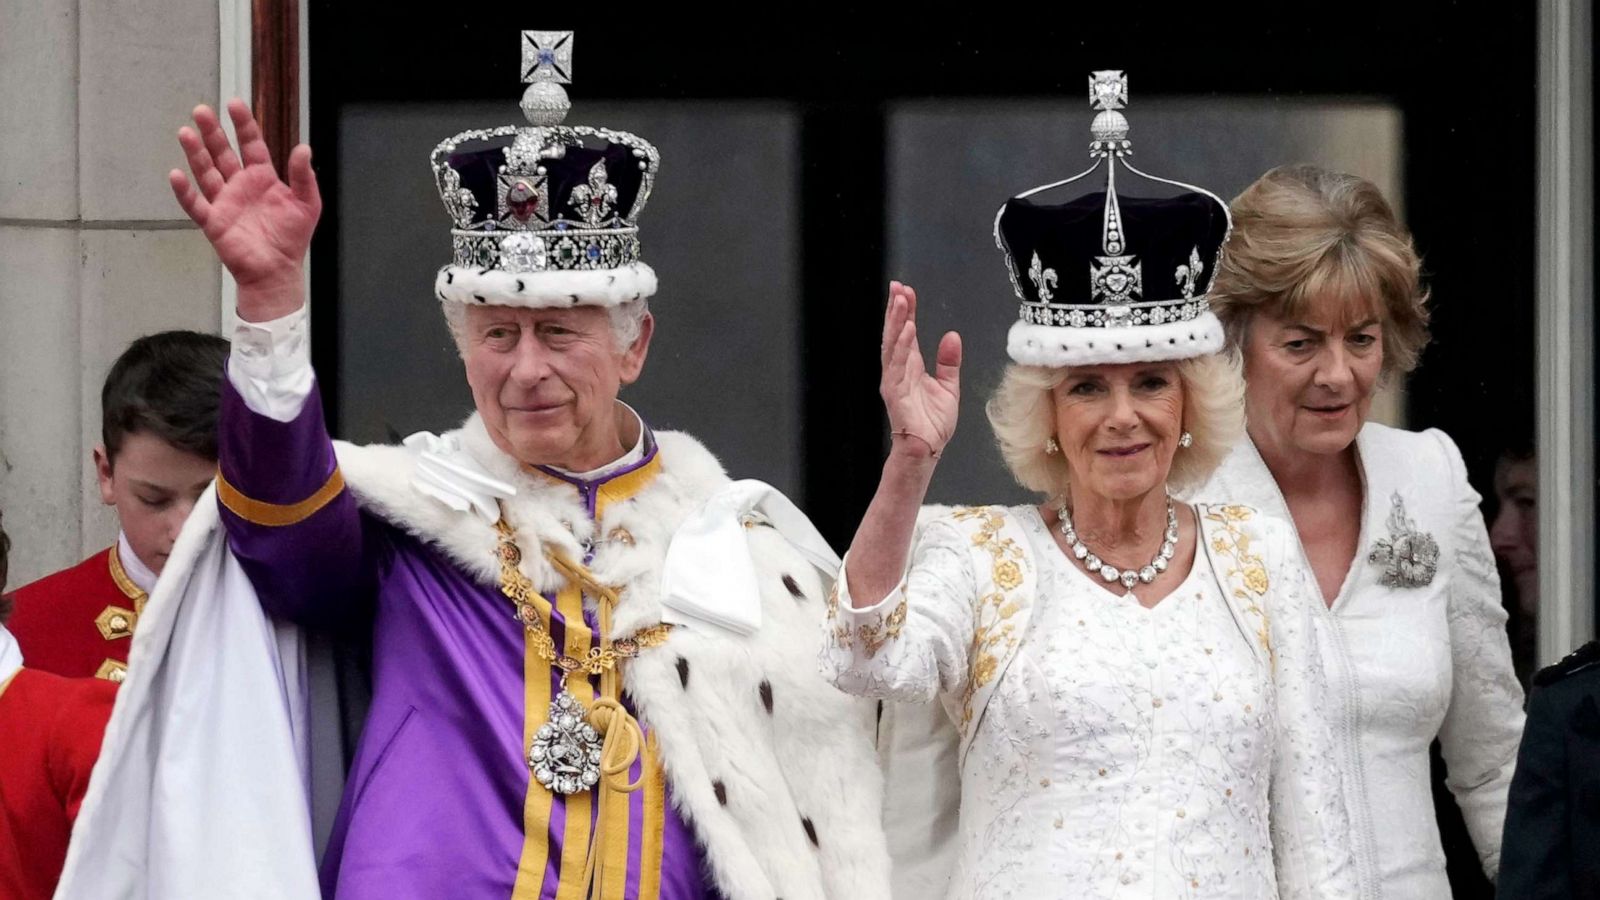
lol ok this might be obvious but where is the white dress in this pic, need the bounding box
[1191,424,1526,899]
[824,503,1357,899]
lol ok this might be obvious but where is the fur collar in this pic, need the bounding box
[333,413,731,636]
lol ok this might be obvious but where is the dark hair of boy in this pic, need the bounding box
[102,331,230,466]
[1,508,12,623]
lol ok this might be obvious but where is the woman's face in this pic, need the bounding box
[1241,295,1384,461]
[1051,363,1185,504]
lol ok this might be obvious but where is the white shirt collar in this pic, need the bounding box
[118,531,159,594]
[0,625,22,685]
[552,402,649,481]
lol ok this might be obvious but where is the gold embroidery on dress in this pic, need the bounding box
[1202,505,1275,671]
[824,581,849,646]
[825,505,1032,727]
[858,599,908,659]
[951,506,1026,731]
[993,559,1023,591]
[825,582,907,660]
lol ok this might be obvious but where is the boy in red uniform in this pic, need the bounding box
[0,511,118,899]
[7,331,227,681]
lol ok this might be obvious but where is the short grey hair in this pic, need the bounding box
[441,296,652,356]
[606,297,651,348]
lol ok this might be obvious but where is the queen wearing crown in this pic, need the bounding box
[823,73,1357,899]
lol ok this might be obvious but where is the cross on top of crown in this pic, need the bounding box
[1089,71,1128,111]
[522,31,573,85]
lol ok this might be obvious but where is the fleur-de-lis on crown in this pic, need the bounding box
[1175,246,1204,299]
[569,160,617,226]
[1028,252,1058,302]
[441,166,478,229]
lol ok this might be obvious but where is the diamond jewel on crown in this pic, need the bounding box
[1090,255,1143,305]
[1089,70,1132,157]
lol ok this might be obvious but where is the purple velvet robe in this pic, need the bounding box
[217,377,711,900]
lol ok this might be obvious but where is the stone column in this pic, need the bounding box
[0,0,223,586]
[1538,0,1595,661]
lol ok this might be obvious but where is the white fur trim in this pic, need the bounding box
[627,536,890,899]
[435,261,657,308]
[332,420,892,898]
[1007,309,1225,367]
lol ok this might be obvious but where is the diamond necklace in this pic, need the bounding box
[1057,496,1178,590]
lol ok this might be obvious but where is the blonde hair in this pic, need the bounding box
[986,353,1244,499]
[1212,165,1431,377]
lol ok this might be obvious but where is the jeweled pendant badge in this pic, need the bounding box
[528,689,603,794]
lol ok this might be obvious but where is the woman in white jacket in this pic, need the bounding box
[822,74,1357,899]
[1191,164,1525,898]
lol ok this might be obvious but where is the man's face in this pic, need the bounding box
[95,433,216,575]
[1490,457,1538,615]
[461,305,652,471]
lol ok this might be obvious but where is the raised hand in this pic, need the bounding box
[880,281,962,460]
[168,99,321,322]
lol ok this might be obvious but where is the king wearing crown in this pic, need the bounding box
[56,31,890,900]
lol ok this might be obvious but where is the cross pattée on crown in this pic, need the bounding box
[522,31,573,84]
[1089,70,1127,110]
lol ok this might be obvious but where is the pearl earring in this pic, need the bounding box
[1179,431,1194,448]
[1045,437,1060,455]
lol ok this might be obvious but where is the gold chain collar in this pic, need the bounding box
[492,518,671,679]
[492,513,673,893]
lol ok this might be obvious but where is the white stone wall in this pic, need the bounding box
[0,0,222,587]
